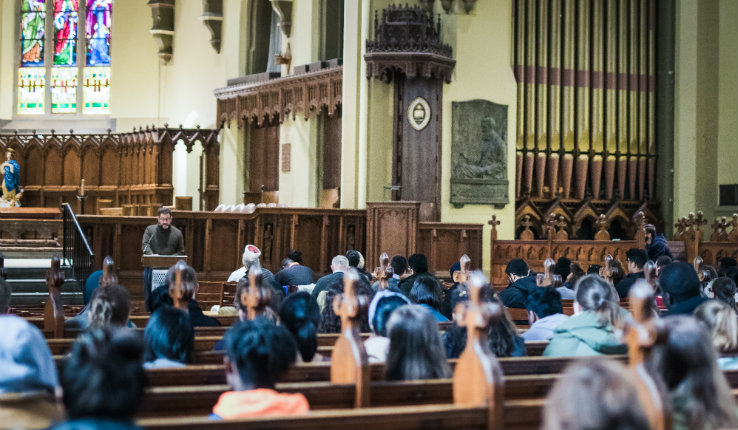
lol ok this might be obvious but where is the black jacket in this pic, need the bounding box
[665,295,709,316]
[615,271,646,299]
[497,275,537,309]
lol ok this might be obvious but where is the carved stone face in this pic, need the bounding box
[4,151,11,161]
[480,118,495,138]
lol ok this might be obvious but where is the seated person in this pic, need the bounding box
[274,249,315,288]
[409,276,448,322]
[644,223,672,260]
[88,284,135,330]
[615,248,648,298]
[498,258,537,309]
[655,255,672,278]
[372,255,410,293]
[544,275,626,357]
[660,262,709,316]
[346,250,372,285]
[718,257,738,278]
[385,305,451,381]
[543,359,650,430]
[711,277,738,311]
[213,319,309,418]
[522,286,569,341]
[399,254,439,297]
[443,285,526,359]
[278,292,327,363]
[228,245,282,298]
[65,270,103,331]
[51,328,146,430]
[693,300,738,369]
[651,315,738,429]
[365,290,411,363]
[317,276,375,334]
[558,261,585,300]
[311,255,350,304]
[0,314,61,429]
[164,263,220,327]
[143,306,194,369]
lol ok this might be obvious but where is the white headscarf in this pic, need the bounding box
[0,315,58,394]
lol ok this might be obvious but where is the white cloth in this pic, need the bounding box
[143,357,187,369]
[364,336,390,363]
[521,313,569,341]
[227,267,247,282]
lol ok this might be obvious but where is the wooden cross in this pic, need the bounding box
[453,271,504,430]
[536,258,562,288]
[520,214,535,241]
[44,255,65,338]
[623,280,671,430]
[673,216,687,240]
[710,218,723,242]
[452,254,472,285]
[100,256,118,288]
[554,216,569,241]
[544,213,557,239]
[169,260,188,311]
[599,254,619,284]
[243,261,272,320]
[330,268,370,407]
[372,252,390,290]
[488,215,500,241]
[594,214,610,241]
[694,211,707,242]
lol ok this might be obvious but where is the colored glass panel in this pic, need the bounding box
[21,0,45,12]
[20,12,45,66]
[83,66,110,114]
[18,67,45,115]
[85,0,112,66]
[51,67,77,113]
[53,0,79,66]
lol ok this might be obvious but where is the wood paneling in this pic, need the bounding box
[323,113,342,190]
[366,202,420,271]
[249,123,280,193]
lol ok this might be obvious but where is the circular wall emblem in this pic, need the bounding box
[407,97,431,131]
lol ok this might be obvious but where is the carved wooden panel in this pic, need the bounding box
[62,148,81,187]
[417,223,483,278]
[208,220,240,272]
[366,202,419,269]
[101,146,119,186]
[44,146,62,186]
[81,147,100,186]
[24,145,43,186]
[323,113,342,190]
[249,122,280,192]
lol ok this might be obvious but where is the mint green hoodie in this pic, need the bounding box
[543,310,626,357]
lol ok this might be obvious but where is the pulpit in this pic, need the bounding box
[142,254,187,311]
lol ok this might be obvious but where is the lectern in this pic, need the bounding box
[142,254,187,311]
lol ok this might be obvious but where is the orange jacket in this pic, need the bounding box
[212,388,309,419]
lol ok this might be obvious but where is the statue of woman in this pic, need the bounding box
[1,149,21,206]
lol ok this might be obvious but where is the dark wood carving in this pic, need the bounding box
[148,0,175,63]
[365,202,419,273]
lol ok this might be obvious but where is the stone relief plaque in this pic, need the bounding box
[407,97,431,131]
[450,99,509,208]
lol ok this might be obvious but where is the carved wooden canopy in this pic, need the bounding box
[214,66,343,128]
[364,5,455,83]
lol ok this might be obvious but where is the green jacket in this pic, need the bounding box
[543,310,626,357]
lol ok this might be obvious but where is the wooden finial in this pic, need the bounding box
[643,260,658,292]
[453,271,504,430]
[692,256,703,274]
[44,255,65,338]
[520,215,535,241]
[536,257,562,288]
[100,256,118,288]
[453,254,472,285]
[331,268,370,407]
[544,213,557,239]
[600,254,619,284]
[554,216,569,241]
[624,280,671,430]
[373,252,390,290]
[170,260,188,311]
[243,261,272,320]
[594,214,610,241]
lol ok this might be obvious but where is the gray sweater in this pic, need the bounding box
[142,224,185,255]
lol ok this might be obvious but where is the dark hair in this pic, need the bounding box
[165,263,198,302]
[143,306,193,365]
[408,254,428,274]
[317,277,374,334]
[660,262,700,302]
[625,248,648,269]
[89,284,131,330]
[656,255,673,268]
[390,255,408,276]
[385,305,450,381]
[645,224,657,236]
[568,262,586,285]
[157,206,172,216]
[544,359,651,430]
[575,275,620,326]
[652,316,738,429]
[505,259,529,277]
[587,264,601,275]
[526,286,563,318]
[371,294,410,337]
[287,249,303,264]
[278,292,320,362]
[555,257,571,280]
[409,275,442,309]
[280,258,294,270]
[0,278,11,314]
[719,257,738,273]
[713,277,738,310]
[149,284,173,313]
[224,318,296,389]
[346,250,362,268]
[61,328,146,420]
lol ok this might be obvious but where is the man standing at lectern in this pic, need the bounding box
[142,207,184,311]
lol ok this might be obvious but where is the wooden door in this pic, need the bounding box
[248,122,280,193]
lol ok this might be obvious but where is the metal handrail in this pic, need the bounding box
[61,203,94,284]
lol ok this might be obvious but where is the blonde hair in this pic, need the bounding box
[694,300,738,352]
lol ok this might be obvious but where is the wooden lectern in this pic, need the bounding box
[142,254,188,293]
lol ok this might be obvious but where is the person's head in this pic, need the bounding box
[718,257,738,277]
[390,255,408,277]
[644,223,657,245]
[385,305,450,381]
[278,292,320,362]
[280,258,294,270]
[0,278,11,314]
[0,315,58,394]
[652,315,738,429]
[157,206,172,229]
[711,277,738,310]
[233,276,279,324]
[407,253,428,274]
[505,258,530,283]
[409,275,442,310]
[368,290,411,337]
[660,262,701,305]
[655,255,673,277]
[149,284,173,312]
[543,359,650,430]
[223,318,296,390]
[143,306,194,365]
[574,275,620,326]
[317,276,374,334]
[554,257,571,280]
[88,284,131,330]
[567,262,585,285]
[526,286,563,324]
[165,262,199,304]
[241,244,262,271]
[287,249,303,264]
[694,300,738,353]
[345,250,365,270]
[330,255,349,273]
[625,248,648,273]
[5,148,14,161]
[586,264,601,275]
[61,328,146,420]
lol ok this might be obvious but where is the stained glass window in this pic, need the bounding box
[17,0,111,115]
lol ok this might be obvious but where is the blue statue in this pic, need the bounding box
[1,148,21,207]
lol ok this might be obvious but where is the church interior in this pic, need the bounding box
[1,0,738,429]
